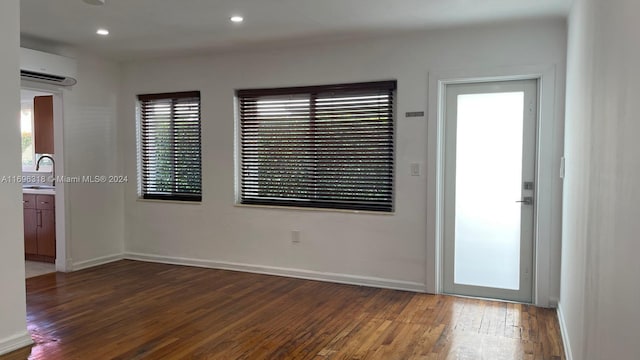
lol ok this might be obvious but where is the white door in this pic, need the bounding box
[443,79,537,303]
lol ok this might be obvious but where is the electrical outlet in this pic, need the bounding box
[291,230,301,244]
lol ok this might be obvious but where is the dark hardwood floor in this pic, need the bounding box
[1,260,565,359]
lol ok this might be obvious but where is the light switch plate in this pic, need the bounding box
[410,163,421,176]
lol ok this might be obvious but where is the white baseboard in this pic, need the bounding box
[124,252,426,293]
[557,303,573,360]
[0,332,32,356]
[56,257,74,272]
[72,253,124,271]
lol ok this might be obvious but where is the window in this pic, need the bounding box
[20,101,53,172]
[237,81,396,212]
[21,103,35,168]
[137,91,202,202]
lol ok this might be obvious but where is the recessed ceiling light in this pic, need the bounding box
[83,0,105,5]
[96,28,110,36]
[230,16,244,23]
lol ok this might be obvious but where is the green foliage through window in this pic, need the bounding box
[237,81,396,212]
[137,91,202,202]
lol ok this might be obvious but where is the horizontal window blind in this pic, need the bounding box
[238,81,396,212]
[138,91,202,202]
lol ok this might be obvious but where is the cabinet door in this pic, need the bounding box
[34,95,54,155]
[24,208,38,255]
[37,210,56,258]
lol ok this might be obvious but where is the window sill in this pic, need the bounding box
[136,198,202,205]
[234,203,395,216]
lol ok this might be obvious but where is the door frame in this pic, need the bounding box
[426,65,561,307]
[21,80,70,273]
[442,79,538,303]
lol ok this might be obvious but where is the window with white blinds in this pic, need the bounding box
[137,91,202,202]
[237,81,396,212]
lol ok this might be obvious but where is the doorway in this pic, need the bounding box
[442,79,537,303]
[20,83,68,275]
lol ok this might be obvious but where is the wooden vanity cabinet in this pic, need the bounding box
[23,194,56,263]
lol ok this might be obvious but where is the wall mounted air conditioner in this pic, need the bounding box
[20,47,78,86]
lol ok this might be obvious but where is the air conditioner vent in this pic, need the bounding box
[20,48,78,87]
[21,70,77,86]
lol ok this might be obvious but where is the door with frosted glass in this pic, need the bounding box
[443,80,537,303]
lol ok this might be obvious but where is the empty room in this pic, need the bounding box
[0,0,638,359]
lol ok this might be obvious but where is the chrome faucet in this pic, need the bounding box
[36,155,56,186]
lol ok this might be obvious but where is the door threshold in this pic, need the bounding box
[442,292,533,306]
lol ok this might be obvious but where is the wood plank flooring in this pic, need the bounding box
[2,260,565,359]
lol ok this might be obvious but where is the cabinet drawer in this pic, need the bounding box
[36,195,55,210]
[23,194,36,209]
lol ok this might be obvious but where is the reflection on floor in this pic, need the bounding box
[5,260,566,359]
[25,261,56,278]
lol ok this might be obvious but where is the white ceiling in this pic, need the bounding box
[20,0,572,60]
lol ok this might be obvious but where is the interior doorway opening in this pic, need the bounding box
[20,82,68,276]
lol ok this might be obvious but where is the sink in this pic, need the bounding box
[23,185,55,190]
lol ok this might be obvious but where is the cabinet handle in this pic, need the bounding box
[37,211,42,228]
[23,200,28,204]
[40,202,48,205]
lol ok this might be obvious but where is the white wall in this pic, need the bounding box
[560,0,640,359]
[0,0,32,355]
[120,19,566,296]
[558,1,592,358]
[63,51,124,268]
[20,38,125,269]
